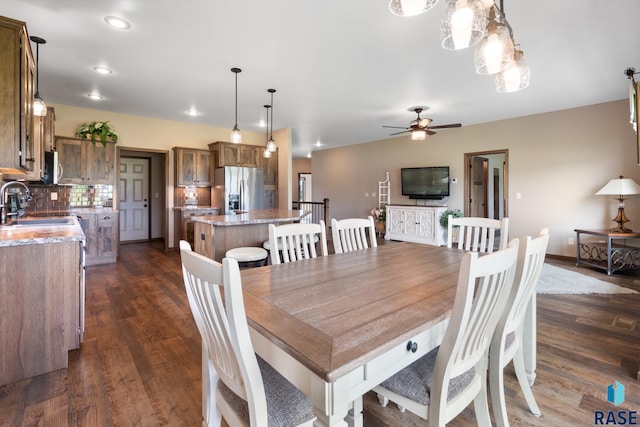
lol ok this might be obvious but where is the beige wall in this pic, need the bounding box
[311,100,640,257]
[52,104,292,247]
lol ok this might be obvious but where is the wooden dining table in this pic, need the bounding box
[238,242,537,426]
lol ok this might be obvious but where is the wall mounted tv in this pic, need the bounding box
[401,166,450,200]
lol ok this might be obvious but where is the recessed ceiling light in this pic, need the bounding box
[104,16,131,30]
[315,141,323,147]
[186,107,200,117]
[307,152,312,158]
[93,66,113,75]
[87,93,104,100]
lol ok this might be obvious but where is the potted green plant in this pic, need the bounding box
[439,208,463,229]
[76,121,119,147]
[439,209,463,244]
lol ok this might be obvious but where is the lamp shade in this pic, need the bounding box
[495,49,530,93]
[440,0,486,50]
[389,0,439,16]
[411,129,427,140]
[596,176,640,196]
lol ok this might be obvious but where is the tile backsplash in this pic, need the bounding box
[23,184,114,214]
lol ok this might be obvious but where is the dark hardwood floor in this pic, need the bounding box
[0,241,639,426]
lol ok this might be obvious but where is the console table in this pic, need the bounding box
[574,229,640,275]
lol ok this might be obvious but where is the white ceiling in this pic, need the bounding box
[2,0,640,158]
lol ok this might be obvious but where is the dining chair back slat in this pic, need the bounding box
[268,220,328,264]
[448,216,509,253]
[331,216,377,254]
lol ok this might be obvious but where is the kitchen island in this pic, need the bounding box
[191,209,309,262]
[0,216,85,386]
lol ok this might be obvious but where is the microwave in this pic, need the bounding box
[42,151,59,185]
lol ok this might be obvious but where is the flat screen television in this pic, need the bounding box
[401,166,450,200]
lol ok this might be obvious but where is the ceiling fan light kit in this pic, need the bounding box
[383,107,461,139]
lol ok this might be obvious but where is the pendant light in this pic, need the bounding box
[389,0,439,17]
[474,6,513,75]
[230,67,242,144]
[440,0,486,50]
[266,89,277,152]
[263,104,272,158]
[495,48,530,92]
[30,36,47,117]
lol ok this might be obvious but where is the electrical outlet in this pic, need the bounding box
[50,192,58,201]
[364,192,369,197]
[568,237,574,245]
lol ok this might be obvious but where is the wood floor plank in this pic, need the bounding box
[0,242,639,426]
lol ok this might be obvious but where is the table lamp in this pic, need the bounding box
[596,175,640,233]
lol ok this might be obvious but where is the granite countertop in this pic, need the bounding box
[191,209,310,226]
[172,206,220,211]
[26,207,119,216]
[0,215,86,247]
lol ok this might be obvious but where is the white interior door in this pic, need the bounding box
[120,157,149,241]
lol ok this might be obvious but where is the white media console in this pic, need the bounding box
[385,205,448,247]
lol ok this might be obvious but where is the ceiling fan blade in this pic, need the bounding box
[428,123,462,130]
[427,130,437,135]
[382,125,409,129]
[389,130,411,136]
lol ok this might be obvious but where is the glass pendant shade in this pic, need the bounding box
[267,138,277,152]
[263,147,271,158]
[411,129,427,140]
[495,49,530,92]
[474,23,514,75]
[440,0,486,50]
[33,92,47,116]
[230,127,242,144]
[389,0,439,17]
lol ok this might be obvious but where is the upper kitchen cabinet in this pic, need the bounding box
[208,141,262,168]
[55,136,115,185]
[0,16,36,177]
[174,147,211,186]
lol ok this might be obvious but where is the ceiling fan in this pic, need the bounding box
[383,107,462,140]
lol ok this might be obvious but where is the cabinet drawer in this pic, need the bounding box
[363,319,448,384]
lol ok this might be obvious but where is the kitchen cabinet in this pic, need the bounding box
[76,211,119,265]
[0,240,83,386]
[173,207,220,249]
[263,149,278,208]
[385,205,447,246]
[209,141,279,208]
[174,147,211,186]
[209,141,262,168]
[0,16,36,176]
[55,136,115,185]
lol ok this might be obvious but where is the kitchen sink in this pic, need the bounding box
[1,218,76,227]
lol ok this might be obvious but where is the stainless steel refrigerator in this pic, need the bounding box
[212,166,264,214]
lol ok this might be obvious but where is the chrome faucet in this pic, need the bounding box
[0,181,33,224]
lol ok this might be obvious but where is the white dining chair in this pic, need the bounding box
[447,216,509,253]
[373,239,519,427]
[331,216,377,254]
[268,220,328,264]
[489,228,549,427]
[179,240,315,427]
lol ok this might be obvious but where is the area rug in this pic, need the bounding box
[536,263,639,295]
